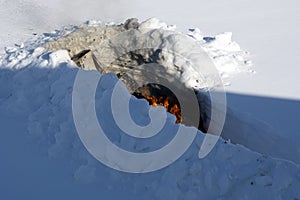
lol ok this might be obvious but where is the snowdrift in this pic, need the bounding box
[0,18,299,199]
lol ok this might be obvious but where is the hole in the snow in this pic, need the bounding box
[67,49,209,133]
[132,83,207,133]
[132,83,182,124]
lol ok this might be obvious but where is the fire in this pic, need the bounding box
[144,95,182,124]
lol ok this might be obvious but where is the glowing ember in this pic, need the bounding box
[143,95,182,124]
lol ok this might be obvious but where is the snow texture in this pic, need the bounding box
[0,18,299,199]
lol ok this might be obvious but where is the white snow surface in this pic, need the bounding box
[0,19,300,199]
[1,1,299,149]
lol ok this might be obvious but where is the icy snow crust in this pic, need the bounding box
[0,19,299,199]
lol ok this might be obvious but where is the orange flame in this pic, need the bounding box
[144,95,182,124]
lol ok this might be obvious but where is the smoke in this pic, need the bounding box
[34,0,139,25]
[0,0,140,48]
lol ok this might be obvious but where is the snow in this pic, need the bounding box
[0,17,300,199]
[189,30,253,85]
[0,0,300,199]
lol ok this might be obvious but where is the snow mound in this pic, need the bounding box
[187,29,254,85]
[0,18,299,199]
[44,18,253,87]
